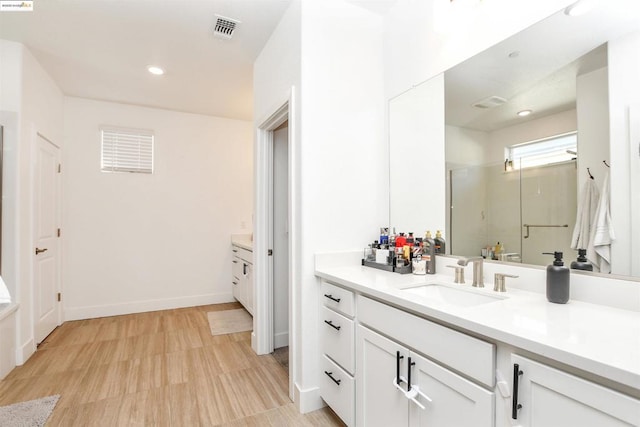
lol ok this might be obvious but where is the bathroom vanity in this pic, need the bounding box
[231,235,254,315]
[315,252,640,427]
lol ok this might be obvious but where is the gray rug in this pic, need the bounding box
[0,395,59,427]
[207,309,253,336]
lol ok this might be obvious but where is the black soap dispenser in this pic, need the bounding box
[543,252,570,304]
[570,249,593,271]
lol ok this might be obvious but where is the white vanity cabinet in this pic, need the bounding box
[510,355,640,427]
[231,245,253,315]
[356,296,495,427]
[319,281,356,426]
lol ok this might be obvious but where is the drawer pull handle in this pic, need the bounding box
[243,263,247,275]
[324,370,341,386]
[407,356,416,391]
[324,294,341,303]
[232,260,238,264]
[324,320,341,331]
[396,351,405,386]
[232,249,238,253]
[512,363,523,419]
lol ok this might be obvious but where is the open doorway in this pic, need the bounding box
[254,90,296,401]
[271,120,289,371]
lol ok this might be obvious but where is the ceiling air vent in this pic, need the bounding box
[472,96,508,109]
[213,15,240,40]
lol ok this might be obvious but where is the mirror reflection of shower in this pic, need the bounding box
[449,139,577,265]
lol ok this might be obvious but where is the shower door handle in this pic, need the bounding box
[523,224,568,239]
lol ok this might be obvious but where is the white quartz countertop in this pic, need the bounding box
[231,234,253,251]
[315,263,640,392]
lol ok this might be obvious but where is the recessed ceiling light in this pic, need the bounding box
[147,66,164,76]
[517,110,532,117]
[564,0,596,17]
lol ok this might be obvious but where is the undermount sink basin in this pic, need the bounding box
[401,283,506,307]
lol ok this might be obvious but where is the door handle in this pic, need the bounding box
[35,247,48,255]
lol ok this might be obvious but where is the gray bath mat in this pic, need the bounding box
[208,309,253,336]
[0,394,60,427]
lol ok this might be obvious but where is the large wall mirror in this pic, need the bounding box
[389,1,640,278]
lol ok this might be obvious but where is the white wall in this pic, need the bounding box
[608,31,640,276]
[0,41,64,363]
[0,40,23,302]
[299,0,386,411]
[62,97,252,319]
[445,125,489,167]
[390,75,445,236]
[254,0,386,413]
[576,67,610,194]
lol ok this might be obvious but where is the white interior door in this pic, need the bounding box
[34,134,61,343]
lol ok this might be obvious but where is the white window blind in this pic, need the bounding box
[507,132,577,170]
[101,127,154,174]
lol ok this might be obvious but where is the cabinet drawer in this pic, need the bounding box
[232,256,242,280]
[320,306,355,374]
[321,281,355,318]
[358,296,495,387]
[232,245,253,264]
[320,355,354,427]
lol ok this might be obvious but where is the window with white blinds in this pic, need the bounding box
[101,127,154,174]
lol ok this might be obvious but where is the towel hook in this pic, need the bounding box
[587,168,594,180]
[603,160,610,168]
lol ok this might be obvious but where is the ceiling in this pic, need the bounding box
[445,0,640,132]
[0,0,292,121]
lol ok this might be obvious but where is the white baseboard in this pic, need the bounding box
[274,331,289,349]
[294,383,324,414]
[17,338,35,365]
[64,292,235,321]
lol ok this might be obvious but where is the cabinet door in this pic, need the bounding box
[409,351,494,427]
[512,355,640,427]
[357,325,409,427]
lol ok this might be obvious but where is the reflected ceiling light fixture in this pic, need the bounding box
[564,0,597,17]
[147,66,165,76]
[517,109,532,117]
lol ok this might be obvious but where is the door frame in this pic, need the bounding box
[254,87,297,401]
[32,131,62,344]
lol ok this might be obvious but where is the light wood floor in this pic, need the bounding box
[0,303,345,426]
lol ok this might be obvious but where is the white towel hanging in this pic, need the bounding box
[588,171,615,273]
[571,178,599,251]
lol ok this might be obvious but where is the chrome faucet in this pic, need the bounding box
[457,257,484,288]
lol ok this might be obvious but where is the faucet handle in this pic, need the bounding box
[494,273,519,292]
[447,265,465,284]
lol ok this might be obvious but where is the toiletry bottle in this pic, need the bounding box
[543,251,570,304]
[494,241,502,259]
[407,232,415,246]
[434,230,446,254]
[380,227,389,246]
[396,232,406,248]
[570,249,593,271]
[424,231,436,274]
